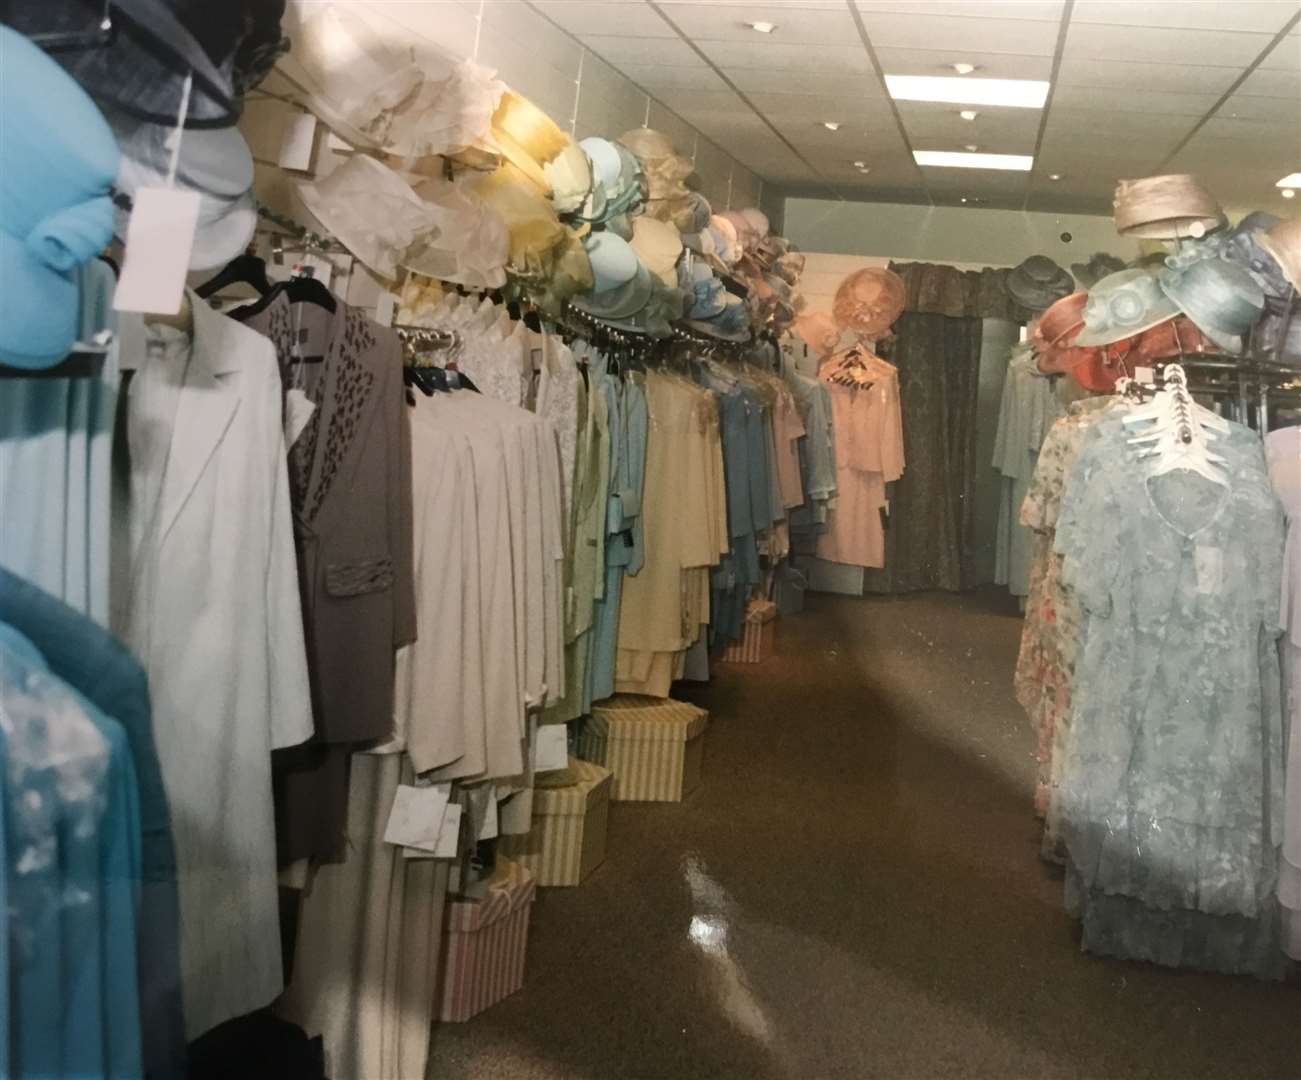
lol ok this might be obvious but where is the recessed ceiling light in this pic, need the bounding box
[852,160,868,168]
[960,197,968,203]
[959,110,978,121]
[822,121,841,131]
[885,75,1050,109]
[1284,189,1297,199]
[963,143,979,152]
[1048,173,1062,181]
[747,21,777,33]
[1276,172,1301,188]
[914,150,1034,171]
[951,63,976,75]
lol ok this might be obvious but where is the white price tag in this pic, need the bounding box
[1135,365,1155,384]
[277,112,318,171]
[383,782,452,852]
[434,803,463,858]
[300,254,334,290]
[476,796,499,841]
[114,187,200,315]
[375,291,397,327]
[534,724,570,773]
[284,388,317,448]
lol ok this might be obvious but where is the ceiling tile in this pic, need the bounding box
[1044,106,1205,139]
[1056,56,1241,94]
[613,65,728,91]
[1219,92,1301,122]
[1050,85,1220,116]
[705,41,872,73]
[650,88,751,115]
[1064,23,1276,66]
[1258,32,1301,69]
[531,1,675,38]
[1071,0,1299,33]
[857,11,1061,55]
[856,2,1065,19]
[726,69,877,94]
[578,34,703,66]
[1236,66,1301,97]
[743,91,890,120]
[661,4,859,44]
[1198,115,1301,141]
[872,48,1054,80]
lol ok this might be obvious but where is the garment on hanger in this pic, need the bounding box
[1053,407,1287,978]
[0,260,119,625]
[112,294,314,1038]
[814,347,904,569]
[240,291,416,865]
[1266,425,1301,960]
[782,352,839,546]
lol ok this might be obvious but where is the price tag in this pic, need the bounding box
[434,803,463,858]
[1135,365,1155,384]
[383,782,452,852]
[476,796,499,841]
[534,724,570,773]
[375,291,397,327]
[277,112,318,171]
[284,388,317,448]
[114,187,200,315]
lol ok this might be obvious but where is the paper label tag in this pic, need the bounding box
[476,796,499,841]
[114,187,200,315]
[277,112,318,171]
[434,803,463,857]
[375,291,397,327]
[534,724,569,773]
[1135,365,1155,384]
[383,782,452,852]
[1195,545,1223,595]
[284,388,317,448]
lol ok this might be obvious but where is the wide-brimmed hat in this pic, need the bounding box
[1060,343,1132,393]
[1159,257,1265,353]
[379,57,506,164]
[795,311,842,357]
[706,215,741,266]
[1033,292,1088,350]
[629,216,683,288]
[1113,174,1225,239]
[1130,315,1218,362]
[7,0,240,128]
[673,192,713,236]
[583,231,640,293]
[573,258,654,321]
[1070,252,1126,288]
[1260,217,1301,294]
[489,92,571,197]
[406,174,510,290]
[687,292,751,342]
[471,162,571,279]
[0,25,119,369]
[1074,268,1178,347]
[683,259,727,320]
[544,143,594,216]
[1216,212,1291,309]
[832,266,906,338]
[1006,255,1075,312]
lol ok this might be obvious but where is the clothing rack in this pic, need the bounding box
[255,204,351,258]
[1144,354,1301,431]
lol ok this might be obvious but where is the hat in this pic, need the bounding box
[1070,253,1126,288]
[673,192,713,235]
[629,217,683,288]
[1061,344,1132,393]
[1216,213,1292,308]
[740,208,771,241]
[7,0,239,129]
[684,260,727,320]
[380,58,506,164]
[1255,308,1301,360]
[545,143,594,216]
[706,215,741,266]
[284,4,426,150]
[1033,292,1088,351]
[1006,255,1075,312]
[687,292,752,342]
[1074,268,1179,347]
[1159,257,1265,353]
[577,137,643,226]
[1131,315,1218,362]
[1259,217,1301,294]
[795,311,842,357]
[1113,174,1225,239]
[472,163,570,278]
[583,231,640,293]
[107,107,257,271]
[573,261,655,320]
[406,174,510,290]
[490,91,571,197]
[832,267,907,338]
[0,26,120,370]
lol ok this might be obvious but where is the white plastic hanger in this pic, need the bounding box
[1125,364,1230,487]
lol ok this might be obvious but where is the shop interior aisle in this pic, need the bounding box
[428,591,1299,1080]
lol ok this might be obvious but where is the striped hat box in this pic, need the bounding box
[498,758,612,886]
[437,859,536,1023]
[579,695,708,802]
[721,599,777,663]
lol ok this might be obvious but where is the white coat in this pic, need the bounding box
[114,295,313,1039]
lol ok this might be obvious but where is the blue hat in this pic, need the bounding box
[0,27,120,370]
[1074,268,1178,347]
[1159,257,1265,354]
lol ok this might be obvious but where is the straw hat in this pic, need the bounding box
[1074,268,1178,347]
[1113,174,1225,239]
[544,142,593,216]
[832,266,906,338]
[1159,257,1265,353]
[1259,217,1301,293]
[629,216,683,288]
[472,162,569,276]
[490,91,571,197]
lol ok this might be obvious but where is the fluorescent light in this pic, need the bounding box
[952,62,976,75]
[1276,172,1301,188]
[914,150,1034,171]
[885,75,1050,109]
[959,109,978,121]
[747,20,776,33]
[822,121,841,131]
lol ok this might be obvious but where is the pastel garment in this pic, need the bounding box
[1266,426,1301,959]
[1055,413,1287,978]
[112,297,315,1037]
[815,356,904,569]
[0,260,118,625]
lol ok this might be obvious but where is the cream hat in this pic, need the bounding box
[544,142,593,216]
[490,91,571,197]
[407,174,509,289]
[629,216,683,288]
[382,58,506,163]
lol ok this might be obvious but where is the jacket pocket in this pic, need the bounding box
[325,557,394,598]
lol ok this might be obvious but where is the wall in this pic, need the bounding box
[783,197,1140,269]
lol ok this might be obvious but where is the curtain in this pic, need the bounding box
[890,260,1033,323]
[862,262,994,593]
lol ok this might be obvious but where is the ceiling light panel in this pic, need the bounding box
[914,150,1034,170]
[1276,173,1301,188]
[886,75,1050,107]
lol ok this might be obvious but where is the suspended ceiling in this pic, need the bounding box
[530,0,1301,213]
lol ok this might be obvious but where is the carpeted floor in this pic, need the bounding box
[427,590,1300,1080]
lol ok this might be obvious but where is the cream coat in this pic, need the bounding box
[114,296,313,1038]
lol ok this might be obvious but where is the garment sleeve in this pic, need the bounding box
[391,376,417,647]
[1054,440,1119,618]
[262,361,315,751]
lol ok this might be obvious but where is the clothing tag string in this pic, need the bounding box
[163,72,193,188]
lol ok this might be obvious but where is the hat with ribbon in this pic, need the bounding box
[1113,174,1226,240]
[1006,254,1075,312]
[0,25,120,369]
[1159,257,1265,354]
[673,192,713,236]
[832,266,906,339]
[1074,268,1179,347]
